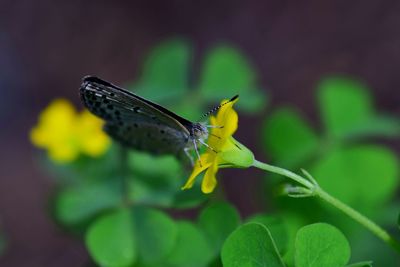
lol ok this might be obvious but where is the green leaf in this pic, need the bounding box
[132,39,190,101]
[86,208,136,267]
[221,222,285,267]
[247,214,289,254]
[237,88,267,113]
[56,183,120,225]
[128,150,181,180]
[398,212,400,230]
[343,115,400,139]
[263,108,319,166]
[198,202,240,255]
[132,207,177,264]
[44,144,119,183]
[172,189,208,209]
[311,145,399,213]
[166,221,214,267]
[295,223,350,267]
[346,261,373,267]
[198,45,266,112]
[127,151,206,209]
[318,76,373,138]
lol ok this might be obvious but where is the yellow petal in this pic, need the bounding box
[82,133,110,156]
[29,126,48,147]
[219,108,238,138]
[201,162,218,194]
[77,110,110,156]
[48,144,79,163]
[181,154,212,190]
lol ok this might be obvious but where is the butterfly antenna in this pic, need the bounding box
[200,95,239,120]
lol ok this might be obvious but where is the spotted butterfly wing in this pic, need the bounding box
[80,76,193,156]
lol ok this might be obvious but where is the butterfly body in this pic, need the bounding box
[79,76,208,157]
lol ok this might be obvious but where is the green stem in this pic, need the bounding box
[315,189,400,252]
[252,159,400,253]
[252,160,314,189]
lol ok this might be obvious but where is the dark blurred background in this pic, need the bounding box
[1,0,399,266]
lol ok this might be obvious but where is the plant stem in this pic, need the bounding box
[252,160,314,189]
[252,159,400,253]
[315,189,400,252]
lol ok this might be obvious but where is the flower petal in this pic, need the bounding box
[181,154,212,190]
[220,108,238,138]
[201,162,218,194]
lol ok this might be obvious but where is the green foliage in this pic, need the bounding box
[263,108,318,167]
[198,202,241,255]
[295,223,351,267]
[346,261,373,267]
[166,221,214,267]
[221,222,285,267]
[127,150,207,208]
[262,75,399,266]
[86,207,178,267]
[318,76,400,139]
[56,183,120,225]
[246,214,289,254]
[47,41,266,267]
[133,207,177,264]
[33,39,400,267]
[198,46,265,112]
[398,213,400,230]
[86,208,136,267]
[312,145,398,214]
[128,39,267,118]
[134,39,190,101]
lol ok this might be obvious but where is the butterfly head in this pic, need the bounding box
[190,122,208,140]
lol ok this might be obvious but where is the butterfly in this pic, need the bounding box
[79,76,238,164]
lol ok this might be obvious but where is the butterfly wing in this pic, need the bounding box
[80,76,192,155]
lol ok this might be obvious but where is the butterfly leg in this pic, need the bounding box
[184,147,194,167]
[209,133,221,139]
[193,139,202,167]
[206,125,224,128]
[198,139,218,153]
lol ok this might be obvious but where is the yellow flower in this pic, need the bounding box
[30,99,110,163]
[182,97,254,194]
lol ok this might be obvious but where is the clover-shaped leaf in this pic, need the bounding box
[56,182,120,225]
[221,222,285,267]
[127,151,206,208]
[311,145,398,214]
[132,39,190,101]
[166,221,214,267]
[85,207,178,267]
[247,214,289,254]
[132,207,177,264]
[295,223,350,267]
[86,208,136,267]
[128,150,181,182]
[263,108,318,167]
[199,45,266,112]
[198,202,240,255]
[318,76,399,139]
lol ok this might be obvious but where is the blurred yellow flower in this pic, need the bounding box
[182,97,254,194]
[30,99,110,163]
